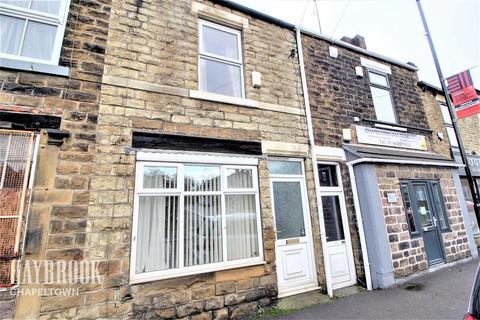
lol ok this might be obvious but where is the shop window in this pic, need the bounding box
[461,178,480,236]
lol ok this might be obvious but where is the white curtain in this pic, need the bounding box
[21,21,57,60]
[143,167,176,189]
[227,168,252,189]
[0,15,25,55]
[226,194,258,261]
[136,196,178,273]
[30,0,61,15]
[184,195,222,266]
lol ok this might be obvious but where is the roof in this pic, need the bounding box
[418,80,480,95]
[343,143,457,166]
[211,0,418,71]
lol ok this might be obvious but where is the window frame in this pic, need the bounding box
[131,159,263,284]
[0,0,71,65]
[439,103,459,148]
[367,69,398,124]
[198,19,245,98]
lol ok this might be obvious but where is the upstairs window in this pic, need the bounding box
[368,71,397,123]
[440,103,459,147]
[199,19,244,98]
[0,0,70,64]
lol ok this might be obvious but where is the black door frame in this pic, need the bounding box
[401,179,446,266]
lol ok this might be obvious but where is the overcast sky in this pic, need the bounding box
[232,0,480,89]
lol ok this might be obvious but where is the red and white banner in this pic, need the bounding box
[446,69,480,119]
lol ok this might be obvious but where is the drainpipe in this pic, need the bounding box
[346,162,373,290]
[295,28,333,297]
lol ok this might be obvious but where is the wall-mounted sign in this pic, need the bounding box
[467,155,480,176]
[356,126,427,150]
[386,192,397,203]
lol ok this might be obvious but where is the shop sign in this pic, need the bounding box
[467,155,480,176]
[356,126,427,150]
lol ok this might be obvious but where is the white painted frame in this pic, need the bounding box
[198,19,245,99]
[367,69,398,124]
[268,158,319,295]
[317,162,357,289]
[130,158,263,284]
[0,0,71,65]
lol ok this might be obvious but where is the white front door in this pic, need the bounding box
[317,164,356,290]
[269,159,318,297]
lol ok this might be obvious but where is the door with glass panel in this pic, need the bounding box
[269,159,318,297]
[401,181,446,266]
[318,164,357,289]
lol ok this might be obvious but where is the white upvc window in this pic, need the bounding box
[131,154,263,283]
[440,103,459,147]
[198,19,244,98]
[0,0,70,64]
[368,70,397,124]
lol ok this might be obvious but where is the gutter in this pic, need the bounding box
[296,28,333,297]
[347,157,463,168]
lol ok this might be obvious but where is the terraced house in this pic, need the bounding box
[0,0,476,319]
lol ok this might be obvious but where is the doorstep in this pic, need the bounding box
[275,290,331,312]
[333,285,365,298]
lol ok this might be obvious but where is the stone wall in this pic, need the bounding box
[5,0,327,319]
[458,114,480,155]
[376,164,471,278]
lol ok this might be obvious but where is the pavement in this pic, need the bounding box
[275,258,479,320]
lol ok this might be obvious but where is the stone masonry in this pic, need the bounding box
[376,164,471,278]
[0,0,330,319]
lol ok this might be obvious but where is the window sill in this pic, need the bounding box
[362,118,433,133]
[189,90,303,115]
[0,57,70,77]
[130,259,266,285]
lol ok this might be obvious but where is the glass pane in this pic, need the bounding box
[0,15,25,55]
[30,0,61,15]
[413,184,433,227]
[184,195,222,266]
[184,165,220,192]
[401,183,417,233]
[440,104,452,124]
[201,24,239,60]
[226,194,259,261]
[136,196,179,273]
[318,164,338,187]
[1,0,29,8]
[371,86,396,123]
[369,72,388,87]
[268,160,302,175]
[200,58,242,98]
[431,183,448,229]
[143,166,177,189]
[272,181,305,239]
[20,21,57,60]
[446,126,459,147]
[322,196,345,242]
[227,168,253,189]
[461,178,480,235]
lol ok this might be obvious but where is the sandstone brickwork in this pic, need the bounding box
[376,164,471,278]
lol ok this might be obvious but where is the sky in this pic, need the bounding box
[231,0,480,89]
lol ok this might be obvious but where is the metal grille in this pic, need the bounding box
[0,130,34,286]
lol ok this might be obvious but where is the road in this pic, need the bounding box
[276,259,478,320]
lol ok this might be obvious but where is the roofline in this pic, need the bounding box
[418,80,480,95]
[211,0,418,72]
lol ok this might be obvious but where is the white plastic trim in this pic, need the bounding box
[136,150,259,165]
[361,57,392,75]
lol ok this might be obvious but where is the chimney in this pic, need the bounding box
[340,34,367,50]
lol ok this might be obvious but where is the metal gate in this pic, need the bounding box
[0,130,35,286]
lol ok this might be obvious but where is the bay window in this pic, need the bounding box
[0,0,70,65]
[132,156,262,282]
[199,19,244,98]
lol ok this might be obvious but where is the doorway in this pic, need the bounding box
[401,180,447,266]
[318,163,357,289]
[269,159,318,297]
